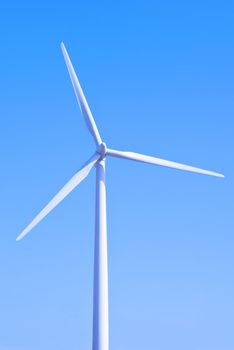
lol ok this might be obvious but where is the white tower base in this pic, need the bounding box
[92,159,109,350]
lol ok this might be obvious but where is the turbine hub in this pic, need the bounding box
[97,142,107,159]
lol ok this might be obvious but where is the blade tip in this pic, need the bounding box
[214,172,225,178]
[16,231,26,241]
[60,42,66,54]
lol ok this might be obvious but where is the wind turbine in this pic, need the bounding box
[16,43,224,350]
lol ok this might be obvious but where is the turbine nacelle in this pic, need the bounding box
[97,142,107,160]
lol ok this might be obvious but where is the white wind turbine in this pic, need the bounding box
[17,43,224,350]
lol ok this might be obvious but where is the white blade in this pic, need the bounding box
[61,42,102,147]
[107,149,224,178]
[16,153,100,241]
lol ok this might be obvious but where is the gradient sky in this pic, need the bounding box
[0,1,233,349]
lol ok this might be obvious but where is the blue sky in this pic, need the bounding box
[0,1,233,349]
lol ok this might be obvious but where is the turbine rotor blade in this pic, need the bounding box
[107,149,224,178]
[16,153,100,241]
[61,42,102,147]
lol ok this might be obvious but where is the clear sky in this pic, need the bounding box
[0,1,233,349]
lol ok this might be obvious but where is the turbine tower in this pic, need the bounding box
[16,43,224,350]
